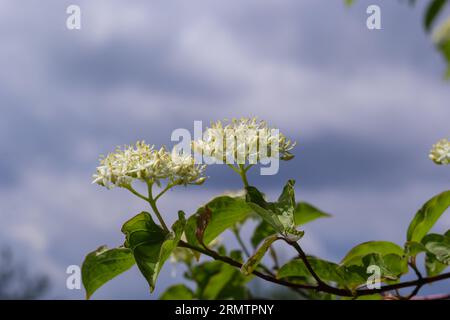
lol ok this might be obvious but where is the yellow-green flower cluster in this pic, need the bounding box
[193,118,296,164]
[93,141,206,189]
[429,138,450,165]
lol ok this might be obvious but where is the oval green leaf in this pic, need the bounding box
[82,246,135,299]
[340,241,404,266]
[407,190,450,243]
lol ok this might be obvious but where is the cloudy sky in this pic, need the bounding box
[0,0,449,299]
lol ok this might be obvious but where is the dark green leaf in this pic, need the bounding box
[188,259,251,300]
[121,211,185,292]
[251,221,276,248]
[202,264,237,299]
[82,246,135,299]
[160,284,195,300]
[424,0,447,32]
[407,190,450,242]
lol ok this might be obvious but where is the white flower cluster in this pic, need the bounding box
[92,141,206,189]
[192,118,296,164]
[429,138,450,165]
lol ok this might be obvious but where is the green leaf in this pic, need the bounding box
[185,195,253,250]
[81,246,135,299]
[202,264,237,299]
[421,233,450,264]
[246,180,303,241]
[241,235,278,276]
[246,187,285,233]
[335,265,368,289]
[337,253,407,289]
[424,0,447,32]
[425,252,448,276]
[407,190,450,242]
[294,202,331,226]
[160,284,195,300]
[341,241,404,266]
[121,211,186,292]
[251,202,331,248]
[251,221,276,248]
[277,257,343,285]
[188,259,250,299]
[361,253,408,281]
[404,241,426,257]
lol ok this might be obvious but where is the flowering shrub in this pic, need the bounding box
[429,138,450,165]
[82,122,450,300]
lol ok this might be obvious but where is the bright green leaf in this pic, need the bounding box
[361,253,408,281]
[277,257,343,285]
[185,195,253,250]
[404,241,426,257]
[337,253,407,289]
[294,202,331,226]
[407,190,450,242]
[241,235,278,276]
[422,233,450,264]
[340,241,404,266]
[82,246,135,299]
[425,252,448,276]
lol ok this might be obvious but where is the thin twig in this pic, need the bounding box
[178,239,450,298]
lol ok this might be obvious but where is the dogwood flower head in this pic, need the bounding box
[170,150,207,186]
[93,141,206,189]
[429,138,450,165]
[192,118,296,165]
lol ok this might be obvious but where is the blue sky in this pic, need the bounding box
[0,0,449,299]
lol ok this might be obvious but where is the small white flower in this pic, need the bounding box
[92,141,206,189]
[193,118,296,164]
[429,138,450,165]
